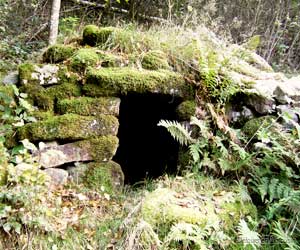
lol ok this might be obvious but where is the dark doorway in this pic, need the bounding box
[113,93,181,184]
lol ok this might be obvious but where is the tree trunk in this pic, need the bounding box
[48,0,61,45]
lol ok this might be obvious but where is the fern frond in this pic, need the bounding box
[189,143,201,163]
[238,219,261,249]
[190,116,211,138]
[163,222,208,249]
[235,178,252,203]
[158,120,194,145]
[272,221,300,250]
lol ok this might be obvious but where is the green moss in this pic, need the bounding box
[20,84,54,111]
[4,130,18,149]
[30,110,55,121]
[220,202,257,232]
[84,161,124,194]
[141,188,207,237]
[43,44,76,63]
[82,25,119,46]
[46,82,82,102]
[17,114,119,141]
[0,85,15,106]
[70,48,99,71]
[141,50,170,70]
[57,96,120,116]
[84,67,194,99]
[18,63,37,85]
[242,116,275,138]
[20,82,81,111]
[56,66,79,85]
[98,52,122,67]
[176,100,196,120]
[19,63,78,89]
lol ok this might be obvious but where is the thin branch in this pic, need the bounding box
[70,0,169,23]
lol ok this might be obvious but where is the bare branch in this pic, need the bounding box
[71,0,169,23]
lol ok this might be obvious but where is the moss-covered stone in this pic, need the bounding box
[57,96,120,116]
[176,100,196,120]
[18,114,119,141]
[242,116,275,138]
[19,63,78,87]
[18,63,37,85]
[30,110,55,121]
[84,67,194,99]
[82,25,119,46]
[141,50,170,70]
[43,44,76,63]
[20,84,54,111]
[20,82,81,111]
[46,82,82,102]
[0,85,15,106]
[70,48,99,71]
[84,161,124,194]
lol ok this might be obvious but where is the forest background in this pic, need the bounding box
[0,0,300,78]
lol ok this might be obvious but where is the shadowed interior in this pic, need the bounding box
[113,93,181,184]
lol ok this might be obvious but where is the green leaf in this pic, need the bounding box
[11,144,25,156]
[21,139,37,151]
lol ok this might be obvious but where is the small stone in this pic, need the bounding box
[245,94,275,114]
[228,106,254,125]
[43,168,68,186]
[277,105,298,122]
[3,71,18,85]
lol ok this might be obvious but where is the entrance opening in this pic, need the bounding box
[113,93,181,184]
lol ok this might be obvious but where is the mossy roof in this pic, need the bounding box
[84,67,194,99]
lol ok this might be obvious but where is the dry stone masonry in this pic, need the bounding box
[2,24,300,190]
[8,25,196,190]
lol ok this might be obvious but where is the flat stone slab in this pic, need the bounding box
[84,67,194,99]
[37,135,119,168]
[18,114,119,141]
[57,97,120,116]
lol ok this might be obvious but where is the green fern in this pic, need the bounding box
[158,120,194,146]
[272,221,300,250]
[251,177,294,203]
[163,222,208,250]
[237,219,261,250]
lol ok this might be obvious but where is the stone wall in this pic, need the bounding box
[7,25,195,190]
